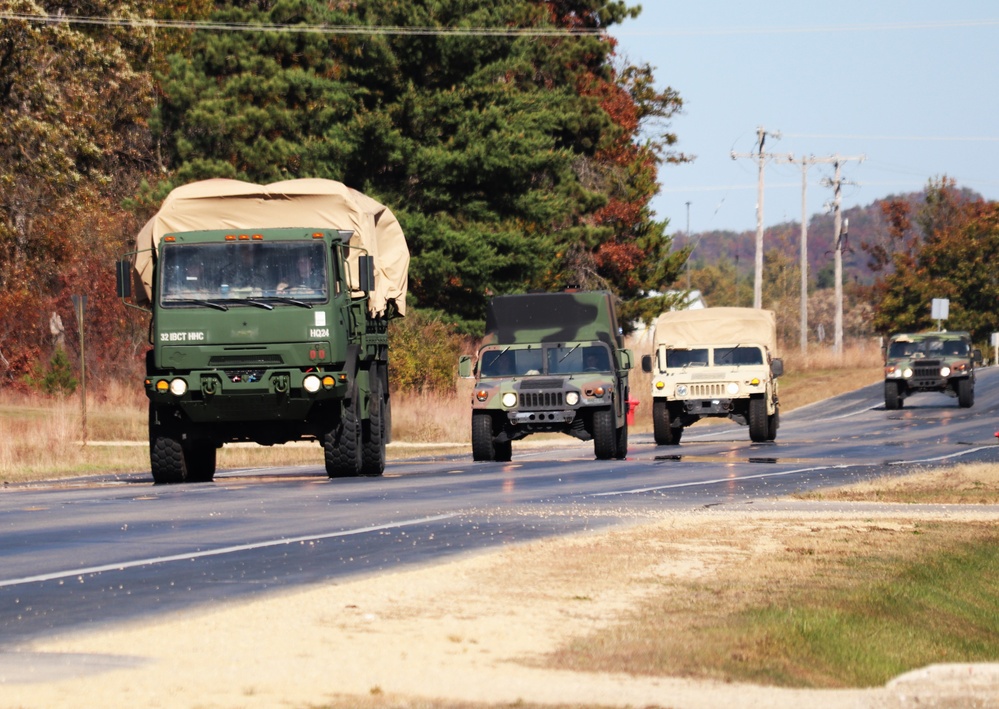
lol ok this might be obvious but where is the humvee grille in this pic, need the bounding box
[689,383,727,398]
[913,361,941,379]
[519,391,564,409]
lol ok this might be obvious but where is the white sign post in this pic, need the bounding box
[991,332,999,367]
[931,298,949,331]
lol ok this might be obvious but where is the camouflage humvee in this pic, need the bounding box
[458,291,633,461]
[883,331,982,409]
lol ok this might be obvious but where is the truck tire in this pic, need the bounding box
[652,400,682,445]
[748,397,768,442]
[957,378,974,408]
[767,408,778,441]
[592,408,616,460]
[885,381,902,410]
[472,412,498,461]
[150,430,186,484]
[360,370,386,476]
[325,392,362,478]
[614,418,628,459]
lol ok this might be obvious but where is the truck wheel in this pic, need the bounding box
[150,430,186,484]
[472,412,498,461]
[325,392,362,478]
[652,400,682,445]
[184,440,217,482]
[766,409,779,441]
[614,418,628,459]
[885,381,902,410]
[957,378,974,408]
[360,371,386,477]
[592,408,616,460]
[748,397,768,442]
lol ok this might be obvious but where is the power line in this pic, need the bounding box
[0,12,608,36]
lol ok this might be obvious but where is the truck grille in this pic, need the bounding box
[519,391,564,409]
[913,361,941,379]
[689,383,727,398]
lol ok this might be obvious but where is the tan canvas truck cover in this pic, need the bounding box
[654,307,778,353]
[132,178,409,317]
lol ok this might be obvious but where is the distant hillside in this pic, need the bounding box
[674,191,936,286]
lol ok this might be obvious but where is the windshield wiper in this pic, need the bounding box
[559,344,581,362]
[255,297,313,309]
[165,298,229,311]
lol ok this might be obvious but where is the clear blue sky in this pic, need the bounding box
[614,1,999,236]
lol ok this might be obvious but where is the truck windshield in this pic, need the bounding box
[714,346,764,365]
[666,348,709,367]
[479,348,543,377]
[160,241,329,305]
[547,344,611,374]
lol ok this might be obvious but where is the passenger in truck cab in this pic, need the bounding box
[278,250,324,295]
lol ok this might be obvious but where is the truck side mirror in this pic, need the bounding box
[116,260,132,299]
[641,354,653,373]
[770,358,784,377]
[458,354,474,378]
[358,255,375,293]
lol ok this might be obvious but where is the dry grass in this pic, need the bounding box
[0,339,886,482]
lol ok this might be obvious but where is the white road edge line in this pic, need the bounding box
[591,445,997,497]
[0,513,457,589]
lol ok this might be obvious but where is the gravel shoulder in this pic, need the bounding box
[3,504,999,709]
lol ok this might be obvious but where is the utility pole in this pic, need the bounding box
[731,126,793,309]
[820,155,864,355]
[791,154,856,354]
[684,200,692,290]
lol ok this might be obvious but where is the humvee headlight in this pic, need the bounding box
[940,366,951,377]
[155,379,169,394]
[566,392,580,406]
[502,392,518,408]
[303,375,322,393]
[903,367,913,378]
[169,378,188,396]
[676,384,688,396]
[727,382,741,394]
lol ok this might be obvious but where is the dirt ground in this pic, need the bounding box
[3,505,999,709]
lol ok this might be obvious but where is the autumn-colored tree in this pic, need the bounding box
[863,178,999,343]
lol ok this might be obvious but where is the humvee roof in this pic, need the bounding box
[484,291,623,348]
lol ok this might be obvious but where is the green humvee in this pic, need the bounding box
[883,331,982,409]
[459,291,633,461]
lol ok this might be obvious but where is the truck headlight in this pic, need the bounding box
[169,378,188,396]
[566,391,580,406]
[727,382,740,395]
[676,384,688,396]
[502,392,518,408]
[303,375,322,393]
[940,366,951,377]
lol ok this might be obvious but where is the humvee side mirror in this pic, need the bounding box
[618,348,633,370]
[115,260,132,299]
[641,354,653,373]
[770,358,784,377]
[458,354,474,378]
[973,348,983,365]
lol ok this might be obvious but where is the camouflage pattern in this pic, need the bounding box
[883,331,981,409]
[459,291,633,461]
[641,307,783,444]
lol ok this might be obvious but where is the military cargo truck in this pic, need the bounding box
[458,291,633,461]
[882,331,982,409]
[641,307,783,444]
[117,178,409,483]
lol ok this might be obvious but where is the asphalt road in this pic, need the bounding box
[3,369,998,646]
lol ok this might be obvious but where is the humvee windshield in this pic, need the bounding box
[479,343,612,377]
[160,241,329,305]
[715,346,764,365]
[888,338,968,359]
